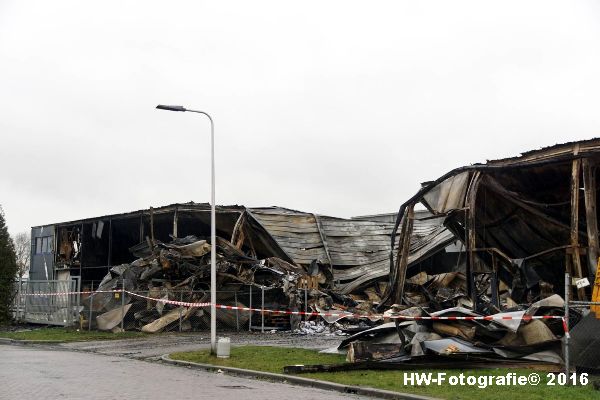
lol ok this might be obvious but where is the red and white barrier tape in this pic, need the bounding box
[125,292,567,326]
[208,304,566,322]
[20,289,571,335]
[20,290,120,296]
[126,291,211,307]
[562,317,570,338]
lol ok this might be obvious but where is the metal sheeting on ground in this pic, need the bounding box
[422,337,491,355]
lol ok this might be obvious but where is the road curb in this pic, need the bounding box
[0,337,64,345]
[161,354,438,400]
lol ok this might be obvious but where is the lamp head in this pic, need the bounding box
[156,105,187,112]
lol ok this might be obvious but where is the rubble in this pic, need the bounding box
[82,231,580,372]
[318,139,600,371]
[329,274,574,369]
[85,235,378,333]
[74,140,600,372]
[293,321,344,336]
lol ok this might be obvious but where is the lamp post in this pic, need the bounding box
[156,104,217,354]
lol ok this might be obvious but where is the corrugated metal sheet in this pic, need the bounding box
[39,203,455,297]
[321,215,398,294]
[408,215,456,265]
[249,207,454,294]
[249,208,328,265]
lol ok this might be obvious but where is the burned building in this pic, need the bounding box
[25,202,459,331]
[308,140,600,372]
[383,138,600,310]
[30,203,457,300]
[31,203,281,286]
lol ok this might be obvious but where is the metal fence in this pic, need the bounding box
[10,278,313,333]
[11,278,81,326]
[81,280,309,333]
[13,275,599,376]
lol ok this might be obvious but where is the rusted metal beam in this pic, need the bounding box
[470,247,513,264]
[491,254,499,307]
[150,206,155,245]
[466,172,482,307]
[230,211,246,248]
[392,205,414,304]
[523,245,572,261]
[570,159,587,300]
[583,158,599,278]
[313,213,334,280]
[470,245,576,264]
[230,211,257,257]
[387,209,409,305]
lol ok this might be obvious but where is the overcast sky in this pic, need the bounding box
[1,1,600,236]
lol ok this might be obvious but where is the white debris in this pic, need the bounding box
[293,320,331,335]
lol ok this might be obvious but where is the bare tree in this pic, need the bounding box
[12,232,30,278]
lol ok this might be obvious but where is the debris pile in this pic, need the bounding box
[401,272,472,310]
[369,140,600,372]
[85,235,379,333]
[332,293,580,369]
[70,139,600,373]
[85,235,301,332]
[293,320,349,336]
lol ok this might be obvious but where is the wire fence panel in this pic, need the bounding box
[11,279,80,326]
[13,275,597,377]
[11,278,302,333]
[83,283,296,334]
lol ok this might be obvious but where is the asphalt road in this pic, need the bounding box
[0,344,366,400]
[58,331,343,360]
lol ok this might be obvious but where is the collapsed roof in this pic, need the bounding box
[383,138,600,309]
[249,207,454,295]
[43,202,455,299]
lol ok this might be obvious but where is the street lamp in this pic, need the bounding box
[156,104,217,354]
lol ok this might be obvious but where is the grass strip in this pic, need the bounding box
[0,327,145,342]
[170,346,599,400]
